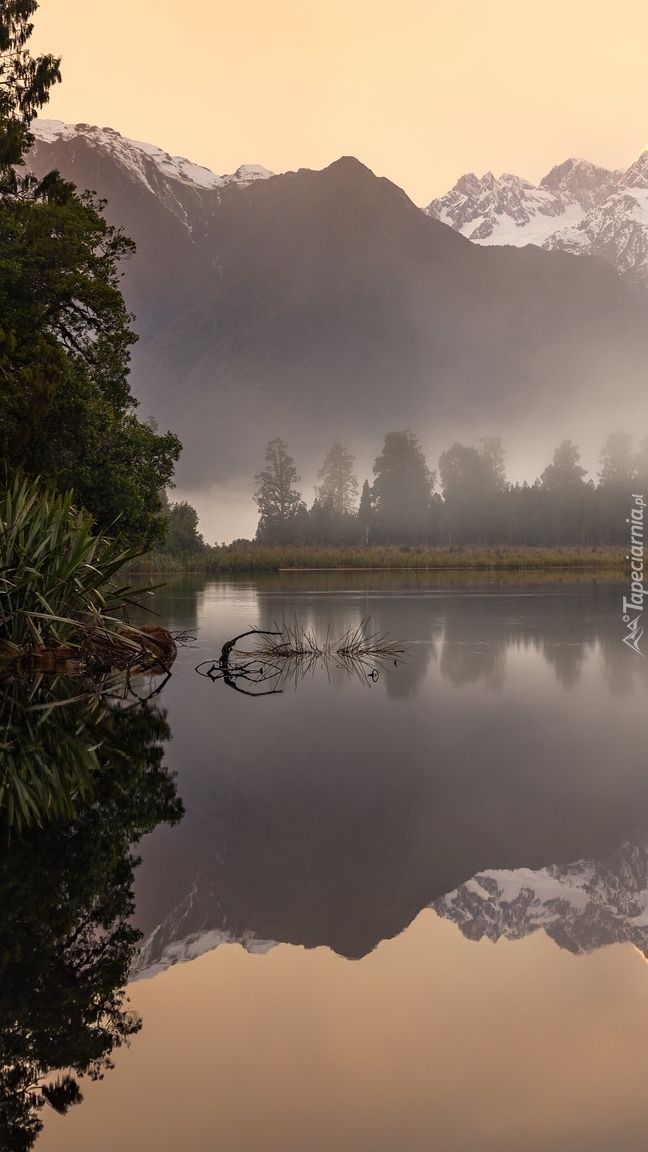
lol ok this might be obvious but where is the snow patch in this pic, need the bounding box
[31,119,273,193]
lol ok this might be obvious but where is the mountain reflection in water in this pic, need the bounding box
[19,573,648,1151]
[131,576,648,967]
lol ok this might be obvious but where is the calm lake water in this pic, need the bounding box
[38,572,648,1152]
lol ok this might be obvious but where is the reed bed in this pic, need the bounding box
[127,543,626,575]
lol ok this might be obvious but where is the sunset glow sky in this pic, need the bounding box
[32,0,648,204]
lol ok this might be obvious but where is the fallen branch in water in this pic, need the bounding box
[196,619,408,695]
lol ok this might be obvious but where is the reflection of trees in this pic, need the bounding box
[0,701,183,1150]
[247,576,648,696]
[440,641,506,690]
[438,586,608,690]
[134,574,201,634]
[255,576,440,700]
[599,620,648,697]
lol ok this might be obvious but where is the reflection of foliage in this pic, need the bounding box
[0,670,177,830]
[0,675,106,829]
[197,620,407,695]
[0,701,183,1150]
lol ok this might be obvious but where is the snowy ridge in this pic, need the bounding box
[31,119,273,193]
[425,153,648,288]
[433,835,648,957]
[130,882,279,981]
[131,926,278,982]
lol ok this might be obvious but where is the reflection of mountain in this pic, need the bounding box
[132,883,277,979]
[131,578,648,969]
[433,833,648,959]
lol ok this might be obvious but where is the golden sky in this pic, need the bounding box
[31,0,648,204]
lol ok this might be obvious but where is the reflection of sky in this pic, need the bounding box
[40,912,648,1152]
[38,575,648,1152]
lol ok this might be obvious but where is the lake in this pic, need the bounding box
[36,571,648,1151]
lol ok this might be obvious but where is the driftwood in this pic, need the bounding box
[197,630,284,696]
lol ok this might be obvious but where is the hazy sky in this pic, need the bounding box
[31,0,648,205]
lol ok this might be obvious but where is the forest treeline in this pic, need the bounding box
[248,431,648,548]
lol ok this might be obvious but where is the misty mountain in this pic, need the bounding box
[27,121,648,496]
[426,153,648,290]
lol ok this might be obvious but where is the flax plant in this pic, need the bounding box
[0,475,154,829]
[0,475,142,659]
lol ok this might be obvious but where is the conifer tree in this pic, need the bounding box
[372,431,432,543]
[315,443,359,516]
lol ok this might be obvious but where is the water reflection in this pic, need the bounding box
[196,621,408,696]
[0,688,182,1150]
[434,831,648,957]
[248,575,648,694]
[130,575,648,973]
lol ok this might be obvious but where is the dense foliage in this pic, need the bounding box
[0,0,181,545]
[0,475,140,654]
[0,475,163,829]
[159,498,205,556]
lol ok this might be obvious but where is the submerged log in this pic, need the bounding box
[28,624,177,676]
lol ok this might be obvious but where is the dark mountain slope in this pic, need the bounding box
[27,127,648,488]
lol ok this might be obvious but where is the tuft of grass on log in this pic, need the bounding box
[197,618,408,695]
[244,618,405,664]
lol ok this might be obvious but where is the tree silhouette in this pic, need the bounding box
[372,431,433,543]
[540,439,588,492]
[253,438,305,543]
[315,444,359,516]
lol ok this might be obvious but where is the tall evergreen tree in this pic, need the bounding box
[598,429,637,488]
[0,0,60,185]
[539,439,592,544]
[253,438,304,542]
[438,438,507,543]
[357,479,375,544]
[315,443,358,516]
[540,439,588,492]
[372,431,433,543]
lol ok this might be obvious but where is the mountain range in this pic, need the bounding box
[26,121,648,524]
[425,153,648,289]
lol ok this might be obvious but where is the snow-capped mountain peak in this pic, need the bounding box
[623,149,648,190]
[425,150,648,288]
[31,119,273,194]
[425,167,584,247]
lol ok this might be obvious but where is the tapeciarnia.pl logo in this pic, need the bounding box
[622,493,645,656]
